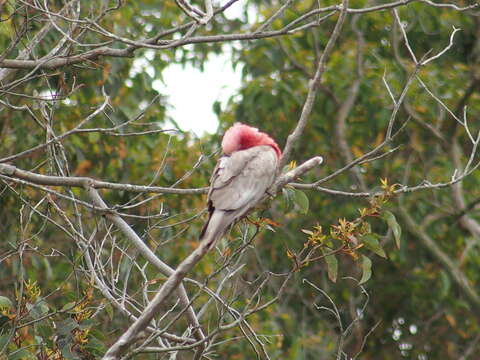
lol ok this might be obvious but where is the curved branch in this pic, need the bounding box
[398,200,480,312]
[86,188,206,351]
[0,164,207,195]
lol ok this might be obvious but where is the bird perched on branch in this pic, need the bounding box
[200,123,282,249]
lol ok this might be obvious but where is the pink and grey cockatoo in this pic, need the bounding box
[200,123,282,248]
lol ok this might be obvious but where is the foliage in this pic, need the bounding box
[1,0,480,359]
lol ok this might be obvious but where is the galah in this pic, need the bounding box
[200,123,282,248]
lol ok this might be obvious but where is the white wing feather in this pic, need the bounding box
[200,145,278,247]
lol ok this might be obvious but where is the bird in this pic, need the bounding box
[200,123,282,249]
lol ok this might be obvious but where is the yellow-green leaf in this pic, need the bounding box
[0,296,13,309]
[382,210,401,248]
[293,189,309,214]
[323,252,338,283]
[361,234,387,258]
[359,255,372,284]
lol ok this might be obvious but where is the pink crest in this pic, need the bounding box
[221,123,281,158]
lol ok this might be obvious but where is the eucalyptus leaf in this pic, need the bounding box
[323,253,338,283]
[293,189,309,214]
[359,255,372,284]
[361,234,387,258]
[281,187,295,212]
[0,296,13,309]
[382,210,402,249]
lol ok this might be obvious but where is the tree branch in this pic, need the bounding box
[398,199,480,312]
[85,188,206,351]
[280,0,350,169]
[0,163,207,195]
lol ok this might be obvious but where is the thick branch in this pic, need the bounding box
[86,188,206,348]
[273,156,324,192]
[450,139,480,239]
[102,221,217,359]
[0,164,206,195]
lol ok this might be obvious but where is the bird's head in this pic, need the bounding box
[221,123,282,159]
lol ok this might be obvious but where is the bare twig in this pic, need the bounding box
[280,0,350,169]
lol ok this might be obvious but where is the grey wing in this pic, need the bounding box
[209,145,278,212]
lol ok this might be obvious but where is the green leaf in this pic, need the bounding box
[323,253,338,283]
[60,342,79,360]
[361,234,387,258]
[27,300,49,319]
[245,221,258,239]
[438,270,451,299]
[56,318,78,336]
[301,229,313,235]
[382,210,401,248]
[79,319,97,330]
[60,302,77,313]
[37,322,53,339]
[84,335,107,355]
[281,187,295,211]
[293,189,309,214]
[213,100,222,116]
[0,296,13,309]
[359,255,372,284]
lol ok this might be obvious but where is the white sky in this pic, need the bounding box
[152,52,242,136]
[128,1,253,136]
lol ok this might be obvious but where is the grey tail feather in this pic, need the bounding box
[199,210,234,249]
[199,214,211,240]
